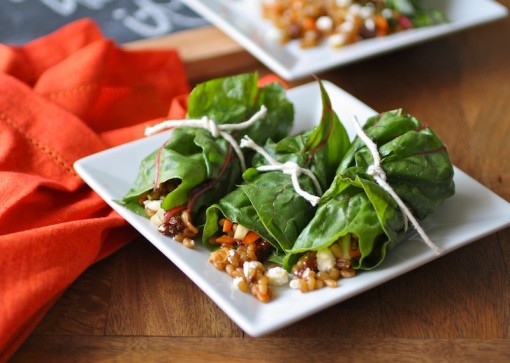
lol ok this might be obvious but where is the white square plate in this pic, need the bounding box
[180,0,508,80]
[74,81,510,336]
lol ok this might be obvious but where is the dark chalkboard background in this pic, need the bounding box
[0,0,208,45]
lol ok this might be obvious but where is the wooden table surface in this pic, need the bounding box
[11,2,510,362]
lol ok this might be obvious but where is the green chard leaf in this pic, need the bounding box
[305,79,351,187]
[284,172,406,270]
[339,110,455,219]
[286,109,455,270]
[121,73,294,220]
[203,172,316,252]
[202,79,351,252]
[384,0,448,26]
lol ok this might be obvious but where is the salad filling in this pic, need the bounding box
[143,198,198,249]
[209,219,281,302]
[260,0,447,48]
[208,218,363,301]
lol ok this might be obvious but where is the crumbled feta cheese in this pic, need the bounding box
[364,18,376,32]
[338,20,355,34]
[233,276,245,289]
[348,4,362,16]
[316,16,333,32]
[227,249,237,264]
[266,267,289,286]
[149,208,165,227]
[264,27,283,43]
[145,200,165,227]
[243,261,261,279]
[360,5,375,19]
[317,248,335,272]
[336,0,352,7]
[328,33,347,48]
[289,279,300,289]
[143,199,162,212]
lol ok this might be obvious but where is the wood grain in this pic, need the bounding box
[105,240,242,337]
[11,336,510,363]
[10,1,510,361]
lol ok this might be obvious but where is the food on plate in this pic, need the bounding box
[121,73,294,246]
[260,0,447,48]
[120,73,455,303]
[283,109,455,287]
[202,80,350,301]
[203,83,454,302]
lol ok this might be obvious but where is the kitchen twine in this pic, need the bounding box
[352,117,442,255]
[240,135,322,206]
[144,105,268,171]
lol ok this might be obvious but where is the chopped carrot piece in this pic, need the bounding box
[303,17,316,31]
[222,218,233,232]
[243,231,261,244]
[215,235,236,245]
[374,14,389,36]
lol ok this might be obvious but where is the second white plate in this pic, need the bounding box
[180,0,508,80]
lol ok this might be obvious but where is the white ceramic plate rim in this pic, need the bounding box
[74,81,510,336]
[180,0,508,81]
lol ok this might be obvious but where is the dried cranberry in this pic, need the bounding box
[254,240,273,262]
[159,216,185,237]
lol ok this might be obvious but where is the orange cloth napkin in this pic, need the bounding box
[0,19,189,361]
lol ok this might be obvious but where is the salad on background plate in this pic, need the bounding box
[179,0,508,80]
[260,0,447,49]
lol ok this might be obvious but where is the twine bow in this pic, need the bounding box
[145,106,268,171]
[240,135,322,206]
[352,117,442,255]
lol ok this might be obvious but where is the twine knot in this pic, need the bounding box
[203,116,220,137]
[241,136,322,206]
[367,164,386,182]
[352,116,442,255]
[145,106,268,171]
[281,161,302,176]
